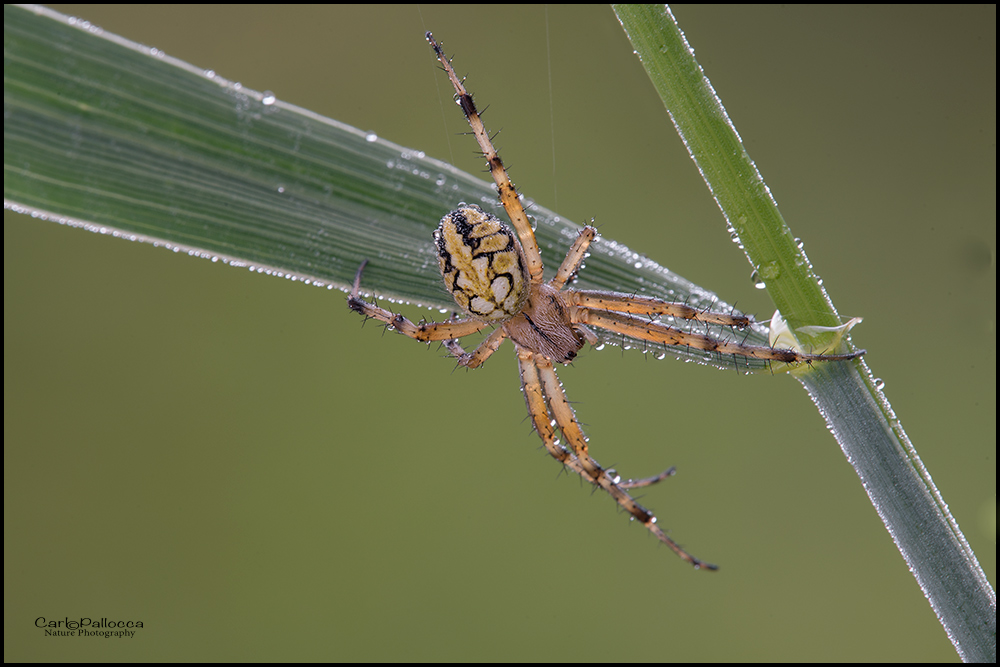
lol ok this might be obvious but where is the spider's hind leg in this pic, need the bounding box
[347,260,489,343]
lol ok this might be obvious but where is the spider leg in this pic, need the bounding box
[573,307,864,363]
[347,260,489,342]
[443,326,508,368]
[517,346,717,569]
[516,347,586,471]
[550,226,598,290]
[619,466,677,489]
[426,32,545,285]
[567,291,752,329]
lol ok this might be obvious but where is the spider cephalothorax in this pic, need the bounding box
[347,32,864,569]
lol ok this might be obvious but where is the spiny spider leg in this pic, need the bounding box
[573,308,865,363]
[348,260,489,343]
[443,327,508,369]
[426,32,545,285]
[516,348,586,472]
[518,347,717,570]
[567,291,752,329]
[619,467,677,490]
[350,261,514,369]
[550,226,598,290]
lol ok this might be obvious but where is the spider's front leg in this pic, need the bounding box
[516,346,717,570]
[566,290,752,329]
[573,307,864,364]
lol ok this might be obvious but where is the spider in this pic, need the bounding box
[347,32,864,569]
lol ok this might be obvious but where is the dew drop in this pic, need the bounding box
[759,260,781,282]
[261,91,276,106]
[874,378,885,391]
[365,132,378,143]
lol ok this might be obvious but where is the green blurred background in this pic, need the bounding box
[5,4,994,661]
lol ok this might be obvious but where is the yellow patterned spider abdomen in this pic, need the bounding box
[434,205,529,322]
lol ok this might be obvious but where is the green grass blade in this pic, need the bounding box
[4,4,780,369]
[613,5,843,338]
[614,4,995,661]
[3,4,483,308]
